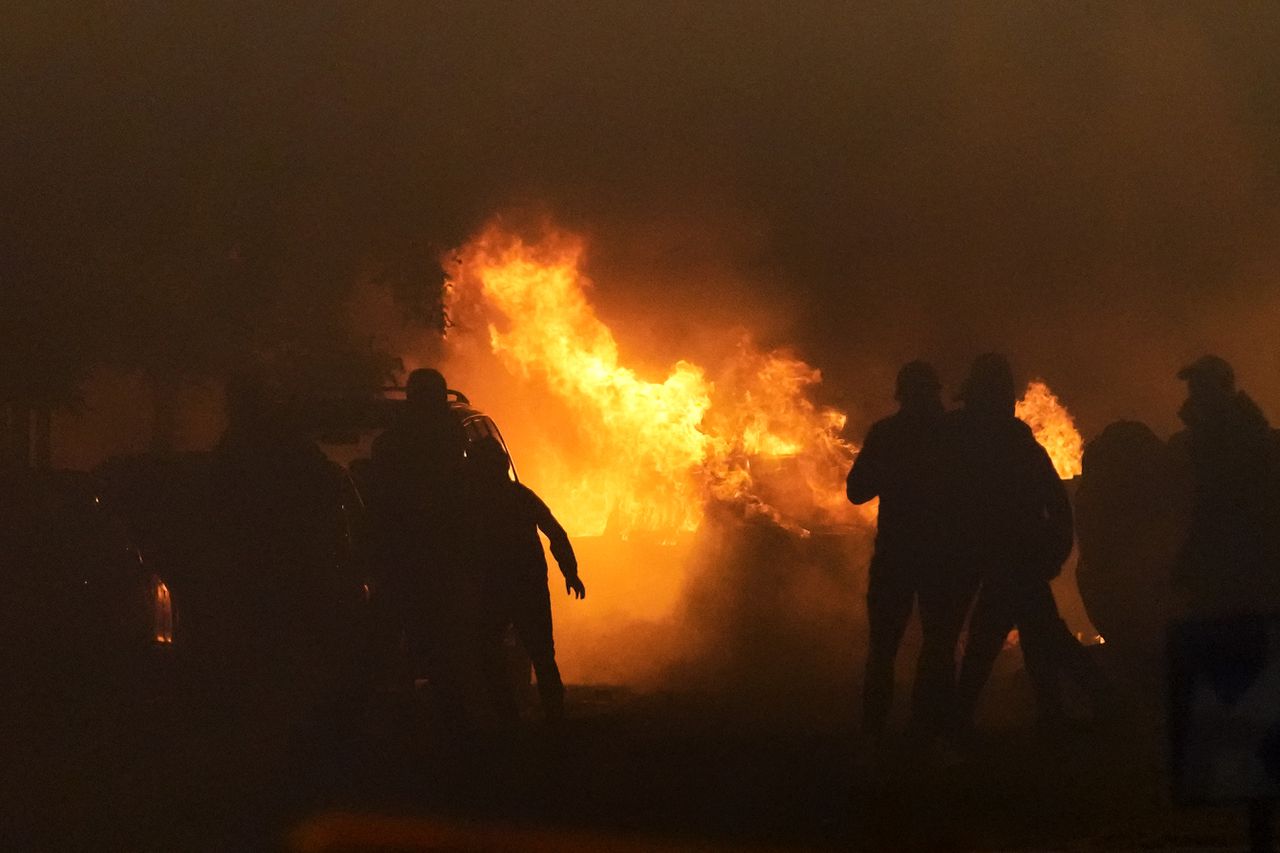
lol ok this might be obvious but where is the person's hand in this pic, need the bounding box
[565,574,586,600]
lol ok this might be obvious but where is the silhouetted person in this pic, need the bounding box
[951,354,1103,732]
[1170,356,1279,615]
[367,368,469,721]
[466,437,584,725]
[847,361,971,746]
[213,376,348,638]
[207,376,367,816]
[1075,420,1186,674]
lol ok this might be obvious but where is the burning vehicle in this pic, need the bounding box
[425,223,1094,687]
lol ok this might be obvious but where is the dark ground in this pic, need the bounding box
[3,644,1262,853]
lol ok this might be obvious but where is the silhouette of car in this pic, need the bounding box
[448,390,519,480]
[96,451,369,660]
[0,469,175,684]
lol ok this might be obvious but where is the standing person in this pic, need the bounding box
[466,437,585,725]
[1170,355,1279,615]
[367,368,469,723]
[847,361,972,750]
[951,354,1103,734]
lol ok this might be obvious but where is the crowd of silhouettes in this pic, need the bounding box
[127,353,1280,777]
[848,352,1279,761]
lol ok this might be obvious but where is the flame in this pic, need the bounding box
[447,224,865,539]
[150,574,174,645]
[1016,380,1084,479]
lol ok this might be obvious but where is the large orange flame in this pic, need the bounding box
[447,224,865,539]
[443,222,1084,542]
[1016,380,1084,479]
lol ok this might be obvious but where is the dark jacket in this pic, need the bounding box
[1171,391,1278,608]
[367,405,468,587]
[847,405,953,561]
[470,480,577,584]
[949,409,1073,579]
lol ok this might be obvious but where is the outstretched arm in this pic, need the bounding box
[523,485,585,599]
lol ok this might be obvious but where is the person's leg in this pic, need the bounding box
[1018,579,1109,722]
[955,577,1016,730]
[1012,579,1070,724]
[478,591,521,725]
[912,565,979,738]
[863,557,916,739]
[512,576,564,723]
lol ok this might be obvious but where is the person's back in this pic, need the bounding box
[466,437,583,724]
[1075,421,1184,670]
[849,406,952,562]
[949,406,1071,576]
[950,354,1097,734]
[369,384,466,534]
[367,369,467,581]
[847,361,973,748]
[1171,356,1278,613]
[363,369,471,726]
[213,380,348,635]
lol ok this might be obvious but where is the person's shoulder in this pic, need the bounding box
[1011,418,1036,440]
[866,411,927,436]
[514,481,546,507]
[864,415,894,436]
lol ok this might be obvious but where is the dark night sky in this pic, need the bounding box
[6,2,1280,438]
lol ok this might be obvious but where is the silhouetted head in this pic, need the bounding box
[894,360,942,411]
[1082,420,1163,484]
[1177,355,1235,403]
[405,368,448,410]
[468,436,511,483]
[959,353,1016,415]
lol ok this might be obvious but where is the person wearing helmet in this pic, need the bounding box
[367,368,470,723]
[1170,355,1278,614]
[847,360,971,751]
[466,436,584,725]
[950,354,1104,735]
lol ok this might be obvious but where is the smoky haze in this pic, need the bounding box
[6,2,1280,441]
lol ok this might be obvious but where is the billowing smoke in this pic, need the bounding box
[9,3,1278,692]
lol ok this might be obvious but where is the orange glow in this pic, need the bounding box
[150,575,174,644]
[447,224,869,540]
[1016,380,1084,480]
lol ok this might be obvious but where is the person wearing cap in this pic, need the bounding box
[847,360,970,750]
[950,353,1104,735]
[1171,355,1277,614]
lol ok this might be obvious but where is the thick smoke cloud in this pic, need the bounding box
[6,2,1280,440]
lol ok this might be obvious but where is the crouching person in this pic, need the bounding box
[466,437,586,725]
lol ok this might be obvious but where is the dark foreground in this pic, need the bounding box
[4,651,1259,852]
